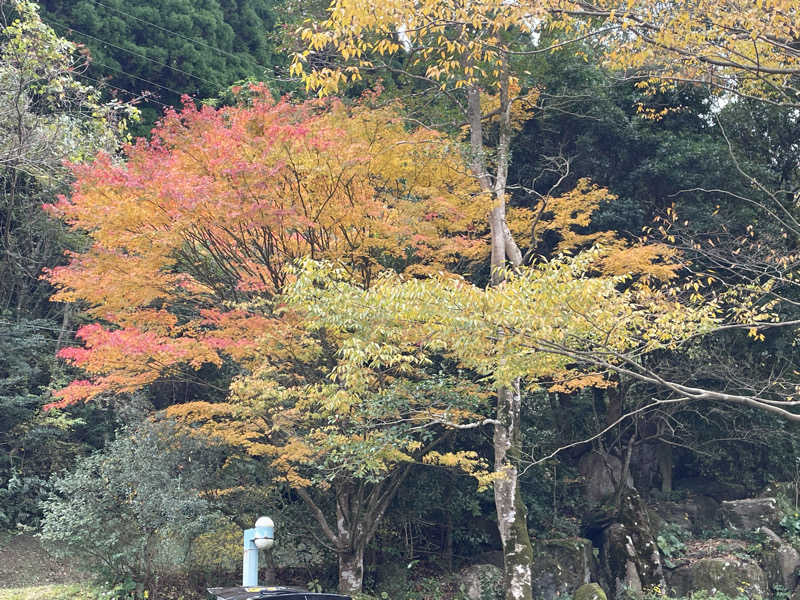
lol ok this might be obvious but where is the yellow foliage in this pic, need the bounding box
[548,373,614,394]
[293,0,798,106]
[423,451,498,491]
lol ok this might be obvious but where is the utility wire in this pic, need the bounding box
[90,60,187,97]
[74,71,172,110]
[0,319,80,335]
[48,21,221,90]
[77,0,279,79]
[0,330,65,344]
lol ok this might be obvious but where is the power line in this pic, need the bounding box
[78,0,278,79]
[0,333,63,345]
[0,319,79,335]
[74,71,172,110]
[90,60,188,98]
[48,21,221,90]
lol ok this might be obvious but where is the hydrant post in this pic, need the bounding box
[242,517,274,586]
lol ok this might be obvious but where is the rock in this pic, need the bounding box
[762,543,800,591]
[579,452,634,506]
[759,526,784,545]
[601,523,643,595]
[721,497,780,531]
[675,478,749,502]
[574,583,607,600]
[666,557,768,599]
[650,495,721,536]
[460,564,503,600]
[532,538,596,600]
[599,491,665,599]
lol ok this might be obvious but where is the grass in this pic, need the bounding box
[0,584,102,600]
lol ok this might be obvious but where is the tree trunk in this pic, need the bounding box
[444,505,454,571]
[338,546,365,596]
[494,382,533,600]
[296,456,424,594]
[467,60,534,600]
[657,443,673,493]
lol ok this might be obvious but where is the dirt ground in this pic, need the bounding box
[0,533,85,589]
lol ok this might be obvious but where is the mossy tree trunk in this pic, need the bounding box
[494,382,534,600]
[467,52,534,600]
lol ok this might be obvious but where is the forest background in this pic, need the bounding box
[1,0,799,599]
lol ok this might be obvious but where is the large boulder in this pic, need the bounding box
[763,544,800,591]
[532,538,596,600]
[720,498,780,531]
[460,564,503,600]
[579,452,633,506]
[649,495,721,536]
[666,557,768,599]
[759,528,800,591]
[674,478,749,502]
[599,491,665,598]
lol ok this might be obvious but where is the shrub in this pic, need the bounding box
[40,420,222,598]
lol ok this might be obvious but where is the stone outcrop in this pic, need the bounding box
[531,538,596,600]
[759,527,800,591]
[599,491,665,599]
[649,495,721,536]
[720,497,781,531]
[666,557,768,599]
[674,478,749,501]
[579,452,634,506]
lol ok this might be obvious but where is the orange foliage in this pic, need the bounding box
[509,177,681,281]
[44,87,481,407]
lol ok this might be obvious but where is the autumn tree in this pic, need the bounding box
[44,89,493,592]
[293,8,559,597]
[287,1,800,595]
[564,0,800,106]
[45,90,481,403]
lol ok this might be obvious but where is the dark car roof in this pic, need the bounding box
[208,586,352,600]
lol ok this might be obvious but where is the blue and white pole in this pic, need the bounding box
[242,516,275,586]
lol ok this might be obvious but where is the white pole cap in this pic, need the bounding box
[254,516,274,550]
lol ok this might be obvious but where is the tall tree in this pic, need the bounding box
[38,0,285,129]
[1,0,131,318]
[294,7,550,597]
[290,2,800,596]
[43,89,490,591]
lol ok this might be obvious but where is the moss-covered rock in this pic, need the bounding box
[600,491,665,599]
[761,542,800,591]
[666,557,768,599]
[460,563,503,600]
[574,583,607,600]
[531,537,596,600]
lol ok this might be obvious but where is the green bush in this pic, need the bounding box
[40,420,222,596]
